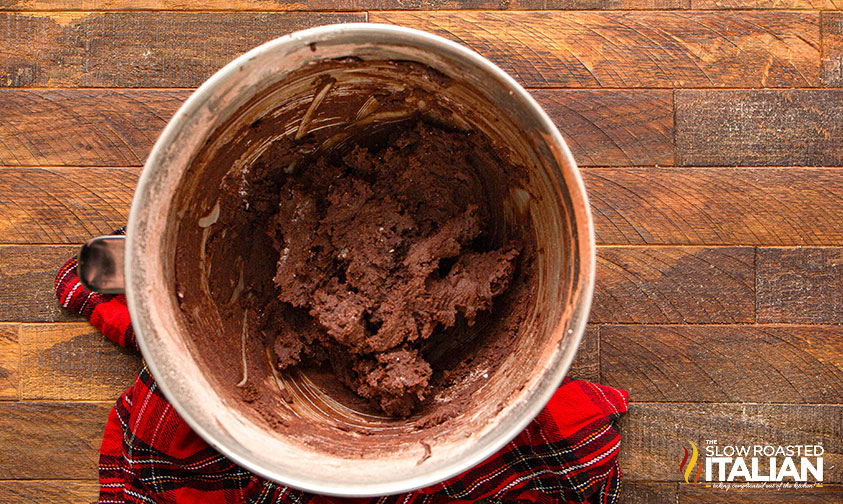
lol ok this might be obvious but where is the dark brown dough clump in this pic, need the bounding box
[263,120,521,416]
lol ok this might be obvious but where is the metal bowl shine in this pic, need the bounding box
[119,24,594,496]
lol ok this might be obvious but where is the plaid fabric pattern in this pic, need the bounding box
[56,247,628,504]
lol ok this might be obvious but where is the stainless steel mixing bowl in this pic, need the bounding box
[80,23,594,496]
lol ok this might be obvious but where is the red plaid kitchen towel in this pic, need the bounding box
[56,246,628,504]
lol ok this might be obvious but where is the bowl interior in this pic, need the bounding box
[128,25,591,496]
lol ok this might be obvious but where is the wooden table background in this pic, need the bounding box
[0,1,842,503]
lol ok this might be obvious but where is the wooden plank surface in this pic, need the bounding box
[0,0,691,10]
[601,325,843,402]
[320,0,688,7]
[0,3,838,502]
[5,0,837,9]
[0,89,666,167]
[569,326,599,382]
[6,88,841,169]
[618,403,843,483]
[0,12,364,87]
[0,167,138,244]
[621,482,678,504]
[2,246,763,327]
[531,90,673,167]
[0,89,186,166]
[675,90,843,166]
[0,324,19,400]
[693,0,839,7]
[10,243,757,327]
[823,12,843,87]
[0,245,81,322]
[0,480,98,504]
[0,0,306,9]
[0,401,110,479]
[20,323,141,401]
[756,248,843,325]
[10,168,843,248]
[585,168,843,246]
[593,247,754,324]
[370,11,819,88]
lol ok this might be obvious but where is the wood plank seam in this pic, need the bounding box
[625,400,843,405]
[0,0,830,10]
[15,324,20,402]
[0,324,20,401]
[0,11,822,88]
[754,244,758,324]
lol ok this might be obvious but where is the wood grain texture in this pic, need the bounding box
[619,403,842,482]
[822,13,843,87]
[601,325,843,403]
[20,323,140,401]
[0,0,689,9]
[0,4,836,500]
[0,246,81,322]
[621,482,678,504]
[0,480,98,504]
[0,401,110,479]
[23,0,839,8]
[0,324,18,400]
[568,325,599,382]
[0,0,305,8]
[679,484,843,503]
[0,89,667,167]
[370,11,819,88]
[693,0,839,8]
[675,90,843,166]
[314,0,689,8]
[585,168,843,246]
[0,12,363,87]
[0,89,187,166]
[12,167,843,247]
[757,248,843,325]
[594,247,754,324]
[532,90,673,167]
[0,167,138,244]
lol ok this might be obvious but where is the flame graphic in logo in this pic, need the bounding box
[679,441,703,485]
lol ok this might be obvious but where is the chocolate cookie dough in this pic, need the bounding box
[262,120,521,417]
